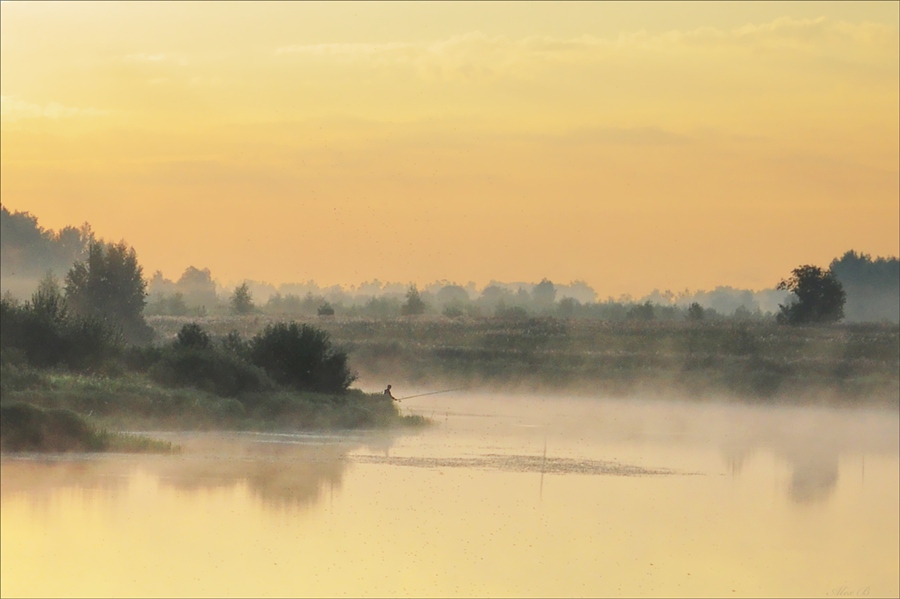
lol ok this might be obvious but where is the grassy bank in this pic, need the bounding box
[149,316,900,404]
[0,363,425,433]
[0,402,177,453]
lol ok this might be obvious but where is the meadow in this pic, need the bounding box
[149,315,900,405]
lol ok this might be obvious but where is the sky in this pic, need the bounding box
[1,1,898,297]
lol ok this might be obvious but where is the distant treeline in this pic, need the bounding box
[2,204,898,322]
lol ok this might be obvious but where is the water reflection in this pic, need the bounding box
[1,431,395,511]
[2,397,898,598]
[400,393,899,505]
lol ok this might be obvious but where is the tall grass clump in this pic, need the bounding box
[0,402,176,453]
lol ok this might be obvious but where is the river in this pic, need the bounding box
[2,393,898,597]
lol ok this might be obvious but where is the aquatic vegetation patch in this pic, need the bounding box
[351,453,682,476]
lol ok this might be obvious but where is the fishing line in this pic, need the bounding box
[396,387,469,400]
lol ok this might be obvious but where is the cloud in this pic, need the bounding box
[0,96,108,121]
[274,17,897,79]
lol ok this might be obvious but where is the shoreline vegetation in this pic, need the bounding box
[2,312,898,454]
[1,216,897,453]
[153,316,900,406]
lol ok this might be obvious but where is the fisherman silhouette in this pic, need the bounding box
[384,384,399,401]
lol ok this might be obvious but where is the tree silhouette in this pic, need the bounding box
[64,241,152,344]
[776,265,845,325]
[687,302,705,321]
[230,282,254,314]
[532,278,557,312]
[401,285,426,316]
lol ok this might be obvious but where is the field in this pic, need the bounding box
[148,315,900,405]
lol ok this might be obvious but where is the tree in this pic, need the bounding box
[626,301,655,321]
[230,282,254,314]
[177,266,219,310]
[401,285,426,316]
[776,265,846,325]
[532,278,557,312]
[64,241,152,344]
[687,302,705,321]
[249,322,355,393]
[829,250,899,322]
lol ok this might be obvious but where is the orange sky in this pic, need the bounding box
[2,2,897,297]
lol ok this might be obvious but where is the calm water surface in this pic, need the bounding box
[2,393,898,598]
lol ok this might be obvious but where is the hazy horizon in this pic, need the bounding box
[2,2,898,298]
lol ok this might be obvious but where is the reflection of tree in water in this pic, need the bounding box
[0,459,126,501]
[1,432,402,511]
[715,408,878,505]
[786,450,839,504]
[154,442,350,510]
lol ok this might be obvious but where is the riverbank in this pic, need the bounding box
[0,402,177,453]
[0,365,427,436]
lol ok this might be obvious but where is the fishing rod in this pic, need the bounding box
[397,387,469,401]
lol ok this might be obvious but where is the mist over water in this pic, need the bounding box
[2,392,898,597]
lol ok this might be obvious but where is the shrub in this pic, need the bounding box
[220,330,250,358]
[249,322,356,393]
[149,346,273,397]
[0,294,119,371]
[626,301,655,321]
[175,323,212,350]
[0,402,103,452]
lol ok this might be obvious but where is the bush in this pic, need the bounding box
[250,322,356,394]
[0,402,103,452]
[149,346,273,397]
[0,294,119,371]
[220,330,250,358]
[175,322,212,350]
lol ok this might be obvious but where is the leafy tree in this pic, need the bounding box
[0,205,94,281]
[1,277,119,370]
[557,297,579,319]
[532,278,557,312]
[776,265,846,325]
[249,322,355,393]
[64,241,152,344]
[230,282,254,314]
[829,250,899,322]
[626,301,655,321]
[177,266,219,309]
[687,302,705,321]
[401,285,426,316]
[317,302,335,316]
[436,284,469,306]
